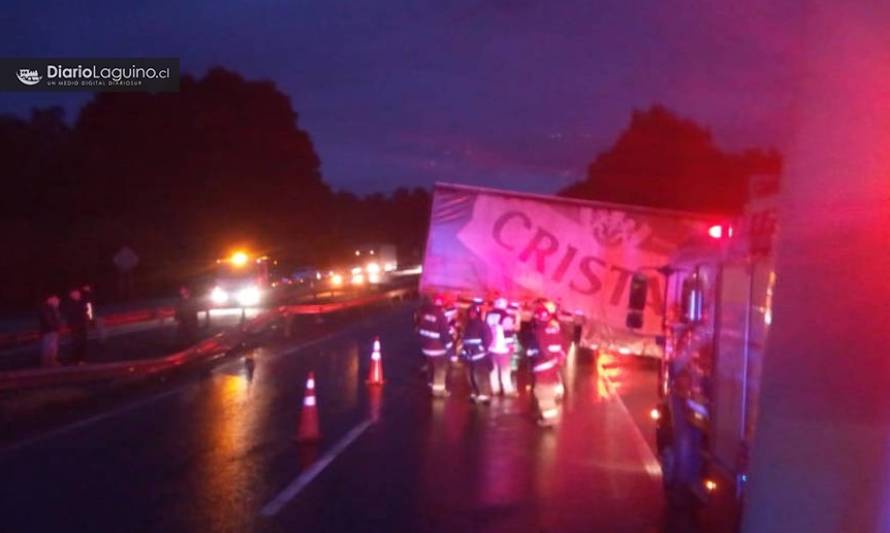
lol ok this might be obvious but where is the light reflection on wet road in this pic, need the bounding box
[0,303,687,532]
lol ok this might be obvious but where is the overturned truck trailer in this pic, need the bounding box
[420,182,719,355]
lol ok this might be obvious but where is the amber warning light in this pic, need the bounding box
[230,251,249,267]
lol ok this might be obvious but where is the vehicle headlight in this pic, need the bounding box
[368,272,381,284]
[236,286,261,306]
[210,286,229,305]
[352,273,365,285]
[331,274,343,286]
[366,262,381,274]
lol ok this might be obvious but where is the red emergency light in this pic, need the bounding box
[708,224,734,240]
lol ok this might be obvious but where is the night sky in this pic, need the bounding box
[1,1,800,194]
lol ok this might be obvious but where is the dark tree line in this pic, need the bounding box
[561,105,782,214]
[1,83,777,312]
[0,67,431,310]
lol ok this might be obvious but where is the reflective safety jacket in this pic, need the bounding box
[485,309,517,355]
[532,319,565,373]
[461,316,492,361]
[417,303,452,357]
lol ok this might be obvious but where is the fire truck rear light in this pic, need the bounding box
[708,225,723,239]
[704,479,717,492]
[650,408,661,421]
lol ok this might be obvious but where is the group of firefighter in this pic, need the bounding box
[415,294,569,427]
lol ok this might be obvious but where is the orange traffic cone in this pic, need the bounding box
[296,372,321,443]
[368,383,383,422]
[366,337,384,385]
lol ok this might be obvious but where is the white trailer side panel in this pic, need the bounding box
[421,183,712,343]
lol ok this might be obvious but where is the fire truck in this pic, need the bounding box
[630,175,779,524]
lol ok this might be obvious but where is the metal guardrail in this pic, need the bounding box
[0,307,175,350]
[0,286,416,392]
[0,277,420,350]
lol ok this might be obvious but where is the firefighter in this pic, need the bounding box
[543,300,568,399]
[486,296,518,397]
[533,301,565,427]
[461,301,493,404]
[521,300,543,390]
[417,294,453,397]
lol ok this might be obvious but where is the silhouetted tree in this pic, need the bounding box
[1,68,331,308]
[0,106,73,304]
[0,68,436,310]
[73,68,327,259]
[561,105,781,214]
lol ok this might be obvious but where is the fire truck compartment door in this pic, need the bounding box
[712,262,752,474]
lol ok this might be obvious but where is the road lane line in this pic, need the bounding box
[0,330,373,456]
[0,385,188,456]
[598,358,662,482]
[2,305,413,457]
[260,418,375,517]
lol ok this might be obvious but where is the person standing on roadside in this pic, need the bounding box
[461,301,493,404]
[486,297,518,397]
[63,288,90,365]
[81,284,95,323]
[532,301,565,427]
[81,283,106,343]
[38,293,62,367]
[416,294,453,398]
[175,286,200,348]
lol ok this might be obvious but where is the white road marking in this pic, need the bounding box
[0,330,365,456]
[260,418,375,517]
[599,360,663,482]
[258,378,433,518]
[0,385,188,456]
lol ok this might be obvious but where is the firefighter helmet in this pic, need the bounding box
[543,300,558,315]
[535,300,557,322]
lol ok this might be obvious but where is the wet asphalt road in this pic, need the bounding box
[0,303,681,533]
